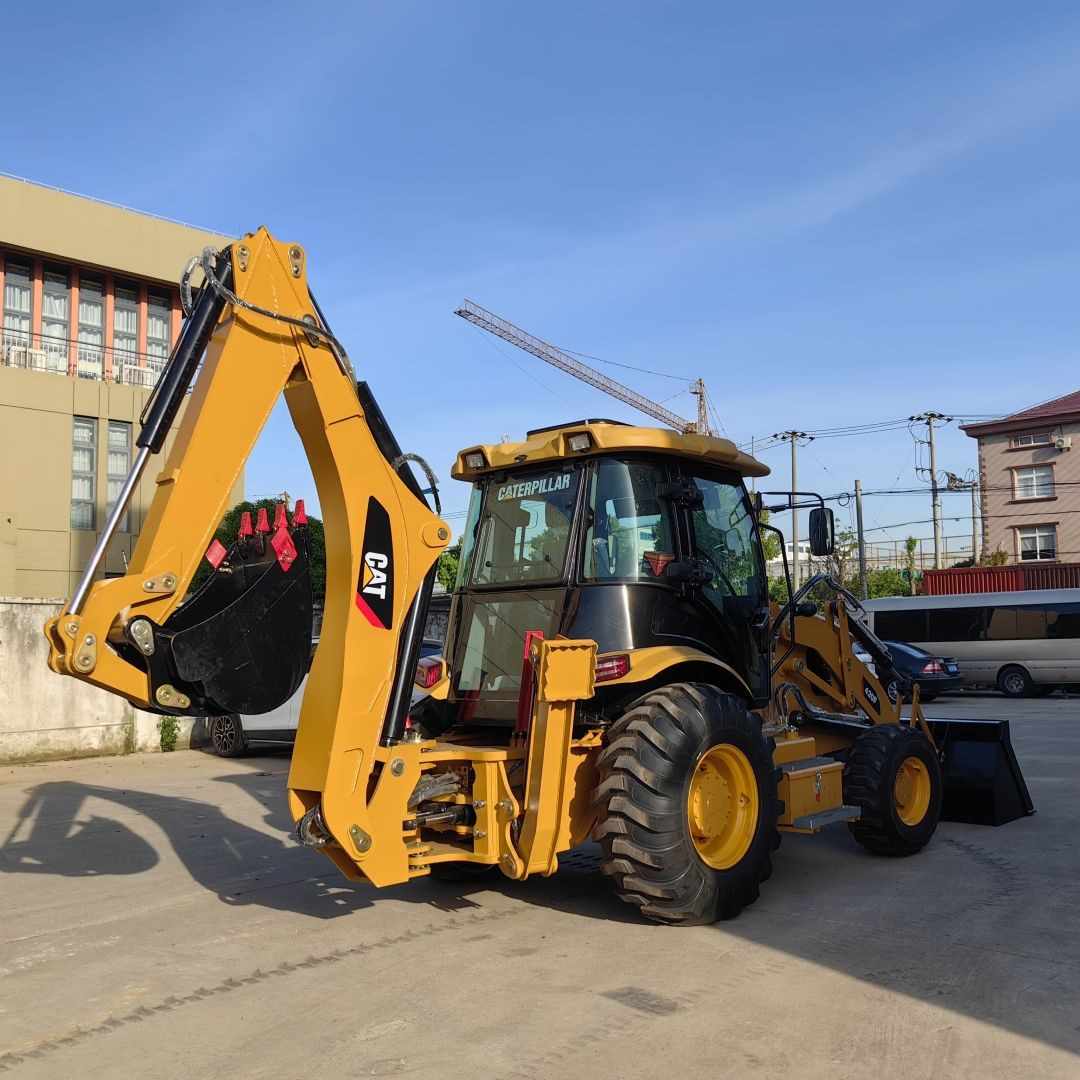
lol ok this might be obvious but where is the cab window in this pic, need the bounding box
[470,468,580,587]
[688,475,764,606]
[583,459,677,582]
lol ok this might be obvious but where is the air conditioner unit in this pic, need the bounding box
[1055,436,1072,451]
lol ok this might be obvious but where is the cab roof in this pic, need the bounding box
[452,420,770,481]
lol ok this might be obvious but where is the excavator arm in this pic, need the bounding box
[45,227,451,883]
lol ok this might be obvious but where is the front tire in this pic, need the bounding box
[591,683,781,926]
[210,714,247,757]
[998,665,1034,698]
[845,724,942,856]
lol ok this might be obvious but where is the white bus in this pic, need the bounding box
[863,589,1080,699]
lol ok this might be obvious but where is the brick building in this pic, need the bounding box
[962,390,1080,565]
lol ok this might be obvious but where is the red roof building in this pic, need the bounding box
[962,390,1080,565]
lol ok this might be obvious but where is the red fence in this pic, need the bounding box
[922,564,1080,595]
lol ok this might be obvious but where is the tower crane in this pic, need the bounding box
[455,299,712,435]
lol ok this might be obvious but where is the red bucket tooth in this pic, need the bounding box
[255,507,270,533]
[273,503,288,530]
[292,499,308,526]
[238,511,253,538]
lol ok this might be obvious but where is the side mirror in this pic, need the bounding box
[808,507,835,556]
[750,491,763,515]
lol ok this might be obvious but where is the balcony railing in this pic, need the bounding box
[0,330,165,389]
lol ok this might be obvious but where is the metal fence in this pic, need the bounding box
[0,331,162,388]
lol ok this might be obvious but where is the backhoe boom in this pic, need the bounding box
[45,227,451,881]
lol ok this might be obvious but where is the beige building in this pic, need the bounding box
[0,175,240,599]
[962,390,1080,565]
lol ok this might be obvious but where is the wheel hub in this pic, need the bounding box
[893,755,931,826]
[215,716,238,754]
[686,744,759,870]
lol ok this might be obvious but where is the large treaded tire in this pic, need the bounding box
[591,683,781,926]
[845,724,942,856]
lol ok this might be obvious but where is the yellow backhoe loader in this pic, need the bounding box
[45,229,1032,925]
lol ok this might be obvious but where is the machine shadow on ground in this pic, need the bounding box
[1,734,1076,1058]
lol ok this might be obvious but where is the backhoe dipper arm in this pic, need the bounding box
[45,228,450,882]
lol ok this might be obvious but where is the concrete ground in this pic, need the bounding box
[0,693,1076,1079]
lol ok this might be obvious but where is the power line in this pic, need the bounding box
[466,323,585,412]
[558,345,692,382]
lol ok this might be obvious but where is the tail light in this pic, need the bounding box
[595,654,630,683]
[921,659,944,675]
[415,656,443,689]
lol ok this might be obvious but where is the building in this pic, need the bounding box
[0,174,240,599]
[962,390,1080,565]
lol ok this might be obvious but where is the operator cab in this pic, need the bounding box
[438,421,773,725]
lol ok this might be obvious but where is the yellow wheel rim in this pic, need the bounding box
[686,743,759,870]
[893,755,932,826]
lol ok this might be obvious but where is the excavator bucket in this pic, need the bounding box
[147,516,314,717]
[925,718,1035,826]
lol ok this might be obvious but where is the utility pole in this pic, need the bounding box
[773,431,812,590]
[946,470,980,565]
[910,412,953,569]
[855,479,868,600]
[971,483,979,563]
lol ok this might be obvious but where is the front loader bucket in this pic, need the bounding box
[925,719,1035,826]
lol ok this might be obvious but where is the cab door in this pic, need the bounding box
[678,469,770,704]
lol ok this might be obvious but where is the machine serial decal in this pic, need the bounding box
[497,474,571,501]
[355,497,394,629]
[862,678,880,714]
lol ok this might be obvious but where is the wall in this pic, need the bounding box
[0,597,207,763]
[2,367,171,597]
[0,175,228,285]
[979,421,1080,562]
[0,367,244,599]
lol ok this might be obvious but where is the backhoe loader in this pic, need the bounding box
[45,229,1033,926]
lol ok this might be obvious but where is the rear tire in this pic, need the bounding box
[210,714,247,757]
[845,724,942,856]
[919,690,938,703]
[998,665,1034,699]
[591,683,781,926]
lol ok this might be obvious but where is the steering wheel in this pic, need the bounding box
[695,546,739,597]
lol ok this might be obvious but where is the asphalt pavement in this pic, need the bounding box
[1,692,1077,1079]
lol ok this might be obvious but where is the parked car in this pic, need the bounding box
[209,638,443,756]
[882,640,963,704]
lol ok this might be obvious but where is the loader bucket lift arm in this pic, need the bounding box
[44,228,451,869]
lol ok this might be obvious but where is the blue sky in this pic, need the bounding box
[6,2,1079,556]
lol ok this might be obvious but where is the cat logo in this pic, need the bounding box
[362,552,388,599]
[355,498,394,629]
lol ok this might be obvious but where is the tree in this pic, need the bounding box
[757,508,781,563]
[904,536,918,596]
[864,567,909,598]
[768,576,790,603]
[437,543,461,591]
[189,497,326,604]
[820,528,857,584]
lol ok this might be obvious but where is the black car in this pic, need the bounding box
[882,641,963,703]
